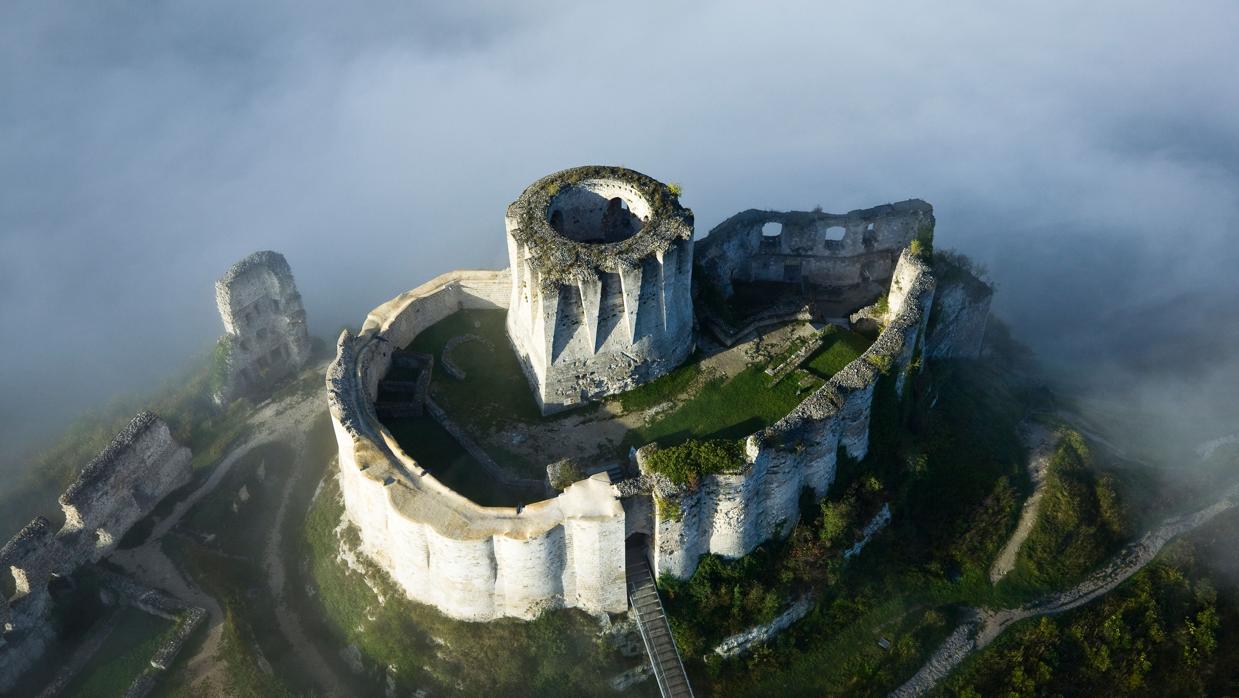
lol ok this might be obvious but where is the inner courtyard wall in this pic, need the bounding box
[327,269,628,622]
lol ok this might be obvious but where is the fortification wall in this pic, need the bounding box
[648,250,936,580]
[214,250,311,402]
[0,412,191,692]
[695,201,934,299]
[327,269,628,622]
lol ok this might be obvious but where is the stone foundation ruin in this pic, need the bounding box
[327,166,993,623]
[214,250,311,403]
[0,412,192,691]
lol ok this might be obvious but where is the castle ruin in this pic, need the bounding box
[505,167,696,413]
[0,412,191,691]
[214,250,311,403]
[326,166,992,623]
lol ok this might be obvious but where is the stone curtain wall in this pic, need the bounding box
[327,269,628,622]
[694,200,934,298]
[214,250,311,402]
[0,412,191,692]
[648,251,936,580]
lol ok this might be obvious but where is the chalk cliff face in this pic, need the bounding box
[328,270,628,622]
[0,412,191,691]
[925,268,992,360]
[648,250,937,581]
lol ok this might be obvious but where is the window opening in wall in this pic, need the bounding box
[761,222,782,238]
[824,226,846,241]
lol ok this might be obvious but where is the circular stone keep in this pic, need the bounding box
[504,166,696,414]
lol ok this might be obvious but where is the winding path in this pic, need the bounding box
[110,380,330,694]
[989,422,1058,583]
[890,480,1239,697]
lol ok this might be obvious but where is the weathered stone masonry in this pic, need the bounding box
[0,412,191,691]
[327,168,992,622]
[645,250,936,580]
[505,167,696,414]
[214,250,311,403]
[328,270,627,622]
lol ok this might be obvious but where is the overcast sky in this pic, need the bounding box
[3,1,1238,474]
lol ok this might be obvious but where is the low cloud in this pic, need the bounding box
[2,0,1238,475]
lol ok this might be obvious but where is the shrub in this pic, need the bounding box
[667,182,684,196]
[646,438,745,488]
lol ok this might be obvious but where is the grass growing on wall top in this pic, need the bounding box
[645,438,745,488]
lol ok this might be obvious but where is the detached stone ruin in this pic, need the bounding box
[0,412,192,691]
[213,250,311,403]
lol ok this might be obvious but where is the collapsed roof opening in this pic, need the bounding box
[548,184,648,244]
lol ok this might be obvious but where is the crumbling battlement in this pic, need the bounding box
[327,269,627,622]
[647,250,936,580]
[214,250,311,403]
[0,413,191,691]
[694,200,934,301]
[505,166,696,413]
[59,411,193,560]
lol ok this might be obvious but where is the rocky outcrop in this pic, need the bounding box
[925,256,992,360]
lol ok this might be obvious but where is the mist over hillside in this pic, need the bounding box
[3,0,1238,481]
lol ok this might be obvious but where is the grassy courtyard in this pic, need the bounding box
[382,308,873,503]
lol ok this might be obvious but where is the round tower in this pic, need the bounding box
[505,166,695,414]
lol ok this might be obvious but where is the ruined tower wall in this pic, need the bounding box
[649,250,936,580]
[695,200,934,300]
[327,269,628,622]
[215,250,311,402]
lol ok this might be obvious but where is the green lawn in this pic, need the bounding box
[387,309,847,485]
[805,325,873,379]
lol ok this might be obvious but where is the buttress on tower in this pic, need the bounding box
[504,166,695,414]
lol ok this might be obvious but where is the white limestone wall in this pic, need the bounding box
[650,250,936,580]
[328,269,628,622]
[506,232,695,414]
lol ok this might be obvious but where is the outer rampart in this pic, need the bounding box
[646,250,937,580]
[0,412,191,692]
[326,270,628,622]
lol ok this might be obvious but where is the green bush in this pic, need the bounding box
[646,438,745,488]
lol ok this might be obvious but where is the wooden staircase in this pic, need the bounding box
[627,545,694,698]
